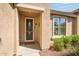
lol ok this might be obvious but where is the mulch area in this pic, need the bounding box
[39,47,72,56]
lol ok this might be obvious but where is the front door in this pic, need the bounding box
[25,18,34,42]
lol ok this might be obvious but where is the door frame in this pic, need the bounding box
[25,17,34,42]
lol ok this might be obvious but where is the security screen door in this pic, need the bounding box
[25,18,34,42]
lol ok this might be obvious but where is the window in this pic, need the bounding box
[53,16,66,35]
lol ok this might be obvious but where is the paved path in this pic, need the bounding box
[19,46,40,56]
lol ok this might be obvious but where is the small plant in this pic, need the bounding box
[52,35,79,53]
[71,35,79,46]
[63,36,72,48]
[53,38,64,51]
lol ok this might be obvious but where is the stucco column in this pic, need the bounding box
[40,8,51,49]
[66,17,73,36]
[77,14,79,35]
[15,8,19,55]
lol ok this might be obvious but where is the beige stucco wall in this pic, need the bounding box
[19,14,25,42]
[32,4,51,49]
[40,8,51,49]
[25,3,49,8]
[66,17,77,35]
[66,17,73,35]
[34,15,40,44]
[72,18,77,34]
[77,15,79,35]
[0,4,16,55]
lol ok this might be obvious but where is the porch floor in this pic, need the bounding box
[19,42,40,56]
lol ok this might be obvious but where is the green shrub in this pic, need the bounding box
[53,38,64,51]
[52,35,79,51]
[63,36,72,48]
[71,35,79,46]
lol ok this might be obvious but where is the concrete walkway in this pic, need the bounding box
[20,46,40,56]
[19,42,40,56]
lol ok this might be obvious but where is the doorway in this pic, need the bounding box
[25,18,34,42]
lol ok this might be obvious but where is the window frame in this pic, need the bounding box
[52,15,66,37]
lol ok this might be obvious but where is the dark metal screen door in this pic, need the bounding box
[25,18,34,42]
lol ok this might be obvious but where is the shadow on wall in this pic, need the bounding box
[0,37,2,44]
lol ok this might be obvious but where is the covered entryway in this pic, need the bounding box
[15,4,44,55]
[19,10,41,48]
[14,4,51,55]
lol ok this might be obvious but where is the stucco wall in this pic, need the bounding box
[19,14,25,42]
[0,4,16,55]
[40,8,51,49]
[34,15,40,43]
[24,3,50,8]
[77,15,79,35]
[66,16,77,35]
[66,17,74,35]
[72,18,77,34]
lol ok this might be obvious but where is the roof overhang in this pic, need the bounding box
[51,9,77,18]
[15,4,45,13]
[72,9,79,14]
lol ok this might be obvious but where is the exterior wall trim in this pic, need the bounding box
[15,4,45,11]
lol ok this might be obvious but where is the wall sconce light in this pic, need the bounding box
[35,23,37,25]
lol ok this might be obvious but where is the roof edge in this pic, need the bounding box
[50,9,77,17]
[72,8,79,14]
